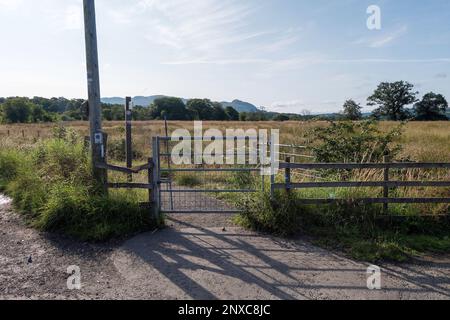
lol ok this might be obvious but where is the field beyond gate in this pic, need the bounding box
[154,136,266,214]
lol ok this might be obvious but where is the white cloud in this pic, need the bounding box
[64,4,82,30]
[0,0,22,9]
[354,25,408,48]
[107,0,300,64]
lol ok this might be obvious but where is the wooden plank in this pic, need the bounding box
[280,162,450,170]
[96,162,152,174]
[96,163,136,174]
[296,198,450,204]
[273,181,450,189]
[108,183,152,189]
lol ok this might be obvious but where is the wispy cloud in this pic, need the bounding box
[354,25,408,48]
[107,0,301,65]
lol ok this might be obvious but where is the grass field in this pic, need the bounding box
[0,120,449,260]
[1,121,449,161]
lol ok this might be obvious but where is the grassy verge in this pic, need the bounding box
[0,136,159,241]
[237,191,450,262]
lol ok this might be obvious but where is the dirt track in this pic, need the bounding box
[0,194,449,300]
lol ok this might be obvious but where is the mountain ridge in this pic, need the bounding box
[101,96,259,113]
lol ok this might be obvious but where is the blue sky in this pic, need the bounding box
[1,0,449,113]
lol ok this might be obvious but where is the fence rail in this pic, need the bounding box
[276,160,450,208]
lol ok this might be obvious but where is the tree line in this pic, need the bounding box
[342,81,448,121]
[0,81,448,124]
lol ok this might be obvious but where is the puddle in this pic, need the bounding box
[0,194,12,205]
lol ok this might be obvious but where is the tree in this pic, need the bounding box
[30,104,54,122]
[149,97,190,120]
[413,92,448,121]
[186,99,215,120]
[224,106,239,121]
[273,114,290,122]
[211,103,229,121]
[342,99,363,120]
[368,81,418,120]
[2,98,34,123]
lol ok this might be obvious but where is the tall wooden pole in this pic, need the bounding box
[83,0,107,191]
[125,97,133,182]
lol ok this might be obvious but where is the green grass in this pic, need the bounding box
[237,191,450,262]
[0,135,159,241]
[175,173,201,187]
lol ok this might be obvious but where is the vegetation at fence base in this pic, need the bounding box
[175,173,202,187]
[236,191,301,237]
[0,129,155,241]
[238,191,450,262]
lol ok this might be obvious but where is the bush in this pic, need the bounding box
[37,183,151,241]
[108,139,144,162]
[309,120,404,163]
[237,192,300,236]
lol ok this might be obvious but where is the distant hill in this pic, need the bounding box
[101,96,259,113]
[220,100,259,113]
[101,96,170,107]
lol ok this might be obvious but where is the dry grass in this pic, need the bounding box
[1,121,449,161]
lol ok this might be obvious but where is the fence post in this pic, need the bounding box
[125,97,132,183]
[22,130,25,138]
[383,155,390,215]
[269,140,275,199]
[92,132,108,194]
[147,157,153,209]
[285,157,291,194]
[151,137,161,220]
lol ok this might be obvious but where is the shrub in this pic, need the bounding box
[107,139,144,162]
[237,191,300,236]
[37,183,151,241]
[309,120,404,163]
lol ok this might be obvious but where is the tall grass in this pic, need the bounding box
[0,133,157,241]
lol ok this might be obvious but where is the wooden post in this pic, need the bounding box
[91,132,108,192]
[83,0,107,191]
[152,137,161,220]
[37,131,40,138]
[383,155,390,215]
[270,140,275,199]
[7,130,9,137]
[285,157,291,194]
[147,157,153,207]
[125,97,132,182]
[22,130,25,138]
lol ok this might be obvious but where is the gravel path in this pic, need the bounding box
[0,194,449,300]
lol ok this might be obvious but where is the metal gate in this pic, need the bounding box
[152,136,265,214]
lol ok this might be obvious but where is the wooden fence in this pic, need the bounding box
[273,158,450,211]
